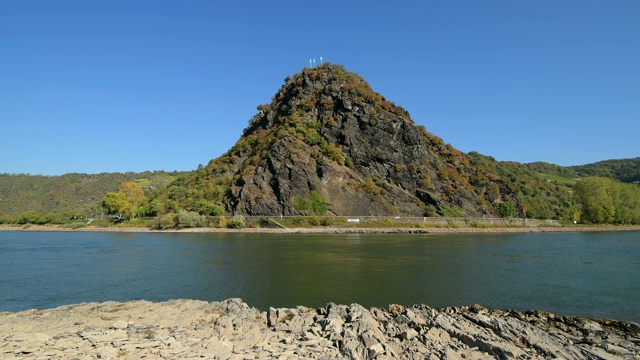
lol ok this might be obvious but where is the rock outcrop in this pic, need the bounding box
[1,299,638,359]
[166,64,528,218]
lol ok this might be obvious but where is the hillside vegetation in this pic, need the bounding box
[571,157,640,184]
[2,65,638,227]
[0,172,184,224]
[145,64,578,226]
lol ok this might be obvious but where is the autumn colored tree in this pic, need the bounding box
[101,182,147,219]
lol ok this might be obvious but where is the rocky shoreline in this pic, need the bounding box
[3,224,640,234]
[1,299,638,359]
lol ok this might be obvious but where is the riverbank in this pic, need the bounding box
[2,224,640,234]
[1,298,638,359]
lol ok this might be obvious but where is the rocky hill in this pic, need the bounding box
[160,64,566,218]
[1,64,582,221]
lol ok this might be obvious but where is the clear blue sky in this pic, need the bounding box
[1,1,638,175]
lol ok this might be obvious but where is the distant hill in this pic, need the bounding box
[0,171,185,217]
[570,158,640,184]
[523,158,640,190]
[151,64,574,219]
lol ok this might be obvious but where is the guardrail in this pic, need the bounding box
[236,216,561,227]
[95,214,562,227]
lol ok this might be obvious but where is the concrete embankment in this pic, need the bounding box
[1,299,639,359]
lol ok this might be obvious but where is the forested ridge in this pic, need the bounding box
[0,171,185,223]
[2,157,637,227]
[571,157,640,184]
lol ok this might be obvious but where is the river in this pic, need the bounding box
[1,230,639,322]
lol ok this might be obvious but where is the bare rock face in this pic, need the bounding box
[1,299,639,359]
[174,64,524,217]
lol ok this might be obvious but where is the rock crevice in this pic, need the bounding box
[2,299,638,359]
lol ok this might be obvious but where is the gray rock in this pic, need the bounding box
[368,342,384,358]
[2,298,640,360]
[604,343,631,355]
[399,328,418,341]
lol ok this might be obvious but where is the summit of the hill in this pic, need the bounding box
[162,63,532,217]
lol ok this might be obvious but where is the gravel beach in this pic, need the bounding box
[3,225,640,234]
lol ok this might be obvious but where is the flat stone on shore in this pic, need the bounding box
[1,299,639,359]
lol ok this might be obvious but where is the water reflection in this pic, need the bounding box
[0,231,639,322]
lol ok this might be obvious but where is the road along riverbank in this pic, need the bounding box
[1,298,638,359]
[2,224,640,234]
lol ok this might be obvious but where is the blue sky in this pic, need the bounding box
[1,1,638,175]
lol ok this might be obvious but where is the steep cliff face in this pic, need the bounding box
[175,64,523,217]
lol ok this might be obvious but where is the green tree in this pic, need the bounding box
[193,199,225,216]
[227,215,247,229]
[574,177,616,224]
[612,181,640,224]
[157,212,177,229]
[177,210,205,228]
[17,211,41,225]
[573,177,640,224]
[101,192,121,216]
[495,201,516,218]
[145,199,165,217]
[0,214,13,224]
[167,185,187,201]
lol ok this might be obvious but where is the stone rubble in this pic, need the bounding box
[1,298,638,359]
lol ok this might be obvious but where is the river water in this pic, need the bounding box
[1,230,639,322]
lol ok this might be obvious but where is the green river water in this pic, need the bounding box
[1,230,639,322]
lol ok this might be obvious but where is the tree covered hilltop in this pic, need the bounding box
[2,64,639,228]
